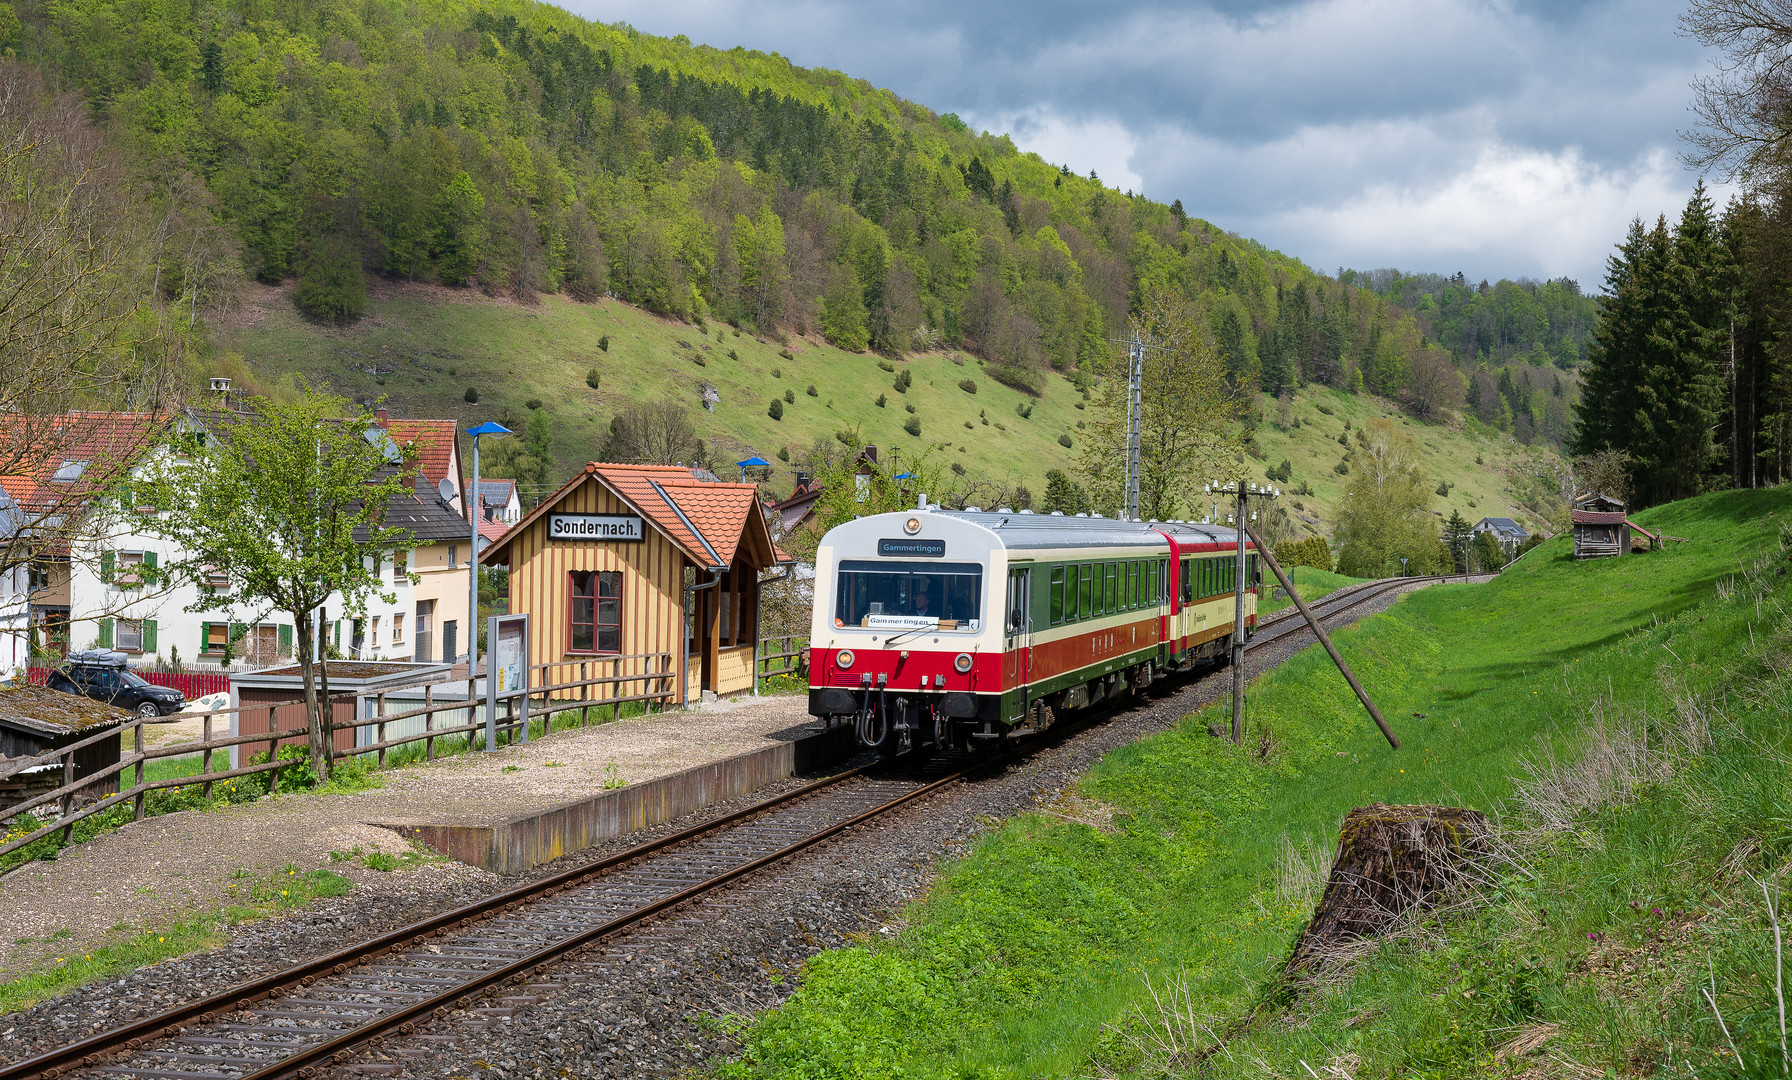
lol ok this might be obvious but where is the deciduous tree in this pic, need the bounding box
[1335,418,1440,577]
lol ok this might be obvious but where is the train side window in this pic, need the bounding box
[1079,563,1093,619]
[1065,565,1078,622]
[1126,562,1137,609]
[1050,567,1064,625]
[1105,563,1117,613]
[1181,558,1194,604]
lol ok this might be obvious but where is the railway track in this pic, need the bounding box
[2,572,1461,1080]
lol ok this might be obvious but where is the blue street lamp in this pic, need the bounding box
[467,422,511,681]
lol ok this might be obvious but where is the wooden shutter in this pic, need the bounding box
[142,620,158,653]
[143,551,157,571]
[229,622,248,646]
[278,624,294,655]
[100,550,115,583]
[98,618,113,648]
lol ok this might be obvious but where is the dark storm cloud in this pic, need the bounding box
[563,0,1714,285]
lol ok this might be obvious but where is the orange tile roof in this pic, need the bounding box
[477,517,511,544]
[487,463,788,570]
[382,419,461,491]
[0,411,165,512]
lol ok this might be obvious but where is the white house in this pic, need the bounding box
[476,478,521,525]
[6,408,477,673]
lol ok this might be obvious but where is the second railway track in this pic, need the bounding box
[3,572,1460,1080]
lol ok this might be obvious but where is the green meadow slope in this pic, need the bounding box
[225,282,1559,526]
[717,486,1792,1079]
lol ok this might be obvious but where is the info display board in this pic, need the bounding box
[485,613,531,751]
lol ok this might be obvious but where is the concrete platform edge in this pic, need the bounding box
[374,724,856,875]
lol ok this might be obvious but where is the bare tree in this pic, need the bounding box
[599,400,709,467]
[1682,0,1792,181]
[1406,346,1467,420]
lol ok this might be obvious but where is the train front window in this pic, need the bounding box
[835,560,983,630]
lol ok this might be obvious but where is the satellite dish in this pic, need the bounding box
[438,477,456,503]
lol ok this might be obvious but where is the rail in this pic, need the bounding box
[0,653,676,860]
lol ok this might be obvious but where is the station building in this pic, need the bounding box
[482,463,790,704]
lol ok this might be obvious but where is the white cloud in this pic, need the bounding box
[1260,144,1709,283]
[962,108,1146,193]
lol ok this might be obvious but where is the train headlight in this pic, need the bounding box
[954,653,973,673]
[904,516,922,535]
[836,650,855,670]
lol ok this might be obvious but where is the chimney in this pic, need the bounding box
[862,445,878,464]
[375,407,389,428]
[795,470,812,491]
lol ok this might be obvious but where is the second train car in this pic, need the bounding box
[806,508,1259,754]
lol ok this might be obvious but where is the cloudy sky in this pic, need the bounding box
[562,0,1715,289]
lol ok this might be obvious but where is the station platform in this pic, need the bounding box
[355,694,850,874]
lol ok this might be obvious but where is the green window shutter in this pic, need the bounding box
[229,622,247,645]
[98,618,113,648]
[143,551,157,570]
[332,620,342,650]
[142,619,157,653]
[199,623,212,654]
[278,624,293,655]
[100,550,114,583]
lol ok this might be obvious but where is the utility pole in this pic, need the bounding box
[1108,333,1158,521]
[1213,478,1279,744]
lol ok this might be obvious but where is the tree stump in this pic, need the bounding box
[1283,803,1491,981]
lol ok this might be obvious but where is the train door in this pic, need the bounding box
[1005,567,1031,689]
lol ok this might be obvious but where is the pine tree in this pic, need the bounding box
[1443,509,1472,572]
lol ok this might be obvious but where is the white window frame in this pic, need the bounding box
[115,619,144,652]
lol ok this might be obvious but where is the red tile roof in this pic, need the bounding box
[382,419,461,493]
[487,463,789,569]
[478,517,511,544]
[0,411,166,511]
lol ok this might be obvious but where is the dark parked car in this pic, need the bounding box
[47,650,184,718]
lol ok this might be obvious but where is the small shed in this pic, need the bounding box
[481,462,792,704]
[0,685,126,800]
[1571,493,1630,560]
[229,661,453,768]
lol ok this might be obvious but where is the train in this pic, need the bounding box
[806,508,1260,754]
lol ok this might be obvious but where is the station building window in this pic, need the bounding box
[569,570,622,654]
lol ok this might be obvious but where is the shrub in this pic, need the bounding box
[777,447,790,462]
[1016,401,1033,419]
[1316,403,1334,415]
[694,354,706,366]
[771,367,782,379]
[1337,432,1348,446]
[294,235,367,321]
[875,393,887,408]
[1058,434,1073,448]
[951,462,966,475]
[964,420,974,430]
[779,348,795,361]
[878,359,895,373]
[893,369,912,393]
[768,399,783,421]
[1436,480,1451,496]
[994,421,1006,431]
[784,389,796,404]
[905,402,916,414]
[958,378,977,394]
[904,416,922,437]
[728,349,739,361]
[1074,401,1085,410]
[464,387,479,403]
[806,384,818,397]
[1333,460,1349,474]
[585,368,601,390]
[598,335,609,352]
[525,398,543,410]
[1275,536,1334,573]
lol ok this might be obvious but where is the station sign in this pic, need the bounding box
[878,538,945,557]
[548,514,646,542]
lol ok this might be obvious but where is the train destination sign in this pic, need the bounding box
[548,514,646,542]
[877,538,945,557]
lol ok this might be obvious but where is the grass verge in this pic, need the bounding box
[715,486,1792,1079]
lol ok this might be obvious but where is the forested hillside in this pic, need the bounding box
[21,0,1480,416]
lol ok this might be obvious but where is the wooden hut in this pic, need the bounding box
[481,463,791,704]
[0,686,126,801]
[1571,493,1630,560]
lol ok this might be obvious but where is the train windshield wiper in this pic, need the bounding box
[884,623,937,646]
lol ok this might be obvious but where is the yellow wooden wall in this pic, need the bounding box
[503,478,689,696]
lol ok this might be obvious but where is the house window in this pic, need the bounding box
[392,551,407,582]
[203,623,229,654]
[27,562,49,591]
[448,544,458,568]
[392,613,405,644]
[202,564,230,590]
[569,570,622,653]
[116,551,145,586]
[116,619,144,652]
[371,615,381,647]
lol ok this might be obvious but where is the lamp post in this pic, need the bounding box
[466,422,512,684]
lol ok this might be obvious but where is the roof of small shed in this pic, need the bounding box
[0,685,128,737]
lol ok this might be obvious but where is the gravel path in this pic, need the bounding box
[0,697,811,982]
[0,580,1439,1074]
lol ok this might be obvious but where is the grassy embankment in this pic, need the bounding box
[1257,565,1370,617]
[225,284,1554,521]
[718,486,1792,1078]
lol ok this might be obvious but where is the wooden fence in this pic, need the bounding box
[756,635,808,681]
[0,652,676,861]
